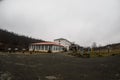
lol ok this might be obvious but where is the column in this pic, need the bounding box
[39,45,41,50]
[53,46,55,51]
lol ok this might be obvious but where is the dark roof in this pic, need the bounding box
[54,38,66,40]
[54,38,71,43]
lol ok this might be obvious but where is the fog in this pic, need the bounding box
[0,0,120,46]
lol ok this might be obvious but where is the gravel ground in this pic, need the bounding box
[0,53,120,80]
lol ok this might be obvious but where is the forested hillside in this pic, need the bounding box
[0,28,44,51]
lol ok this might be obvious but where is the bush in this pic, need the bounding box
[48,50,52,53]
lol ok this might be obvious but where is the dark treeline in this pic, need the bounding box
[70,42,120,52]
[106,43,120,49]
[0,28,44,51]
[94,43,120,50]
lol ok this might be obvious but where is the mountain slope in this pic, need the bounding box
[0,28,44,51]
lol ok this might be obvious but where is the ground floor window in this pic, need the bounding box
[29,44,64,52]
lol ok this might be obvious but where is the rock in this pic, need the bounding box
[115,73,119,77]
[0,72,12,80]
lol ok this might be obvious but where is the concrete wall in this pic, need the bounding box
[54,39,71,51]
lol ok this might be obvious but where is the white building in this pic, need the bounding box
[29,42,64,53]
[54,38,72,51]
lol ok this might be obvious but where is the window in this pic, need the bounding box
[41,45,44,50]
[45,45,48,50]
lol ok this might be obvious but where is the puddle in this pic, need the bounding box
[30,63,43,67]
[15,63,25,66]
[100,64,107,67]
[45,75,57,80]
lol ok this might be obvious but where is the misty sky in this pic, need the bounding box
[0,0,120,47]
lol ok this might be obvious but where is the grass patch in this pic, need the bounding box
[68,51,120,58]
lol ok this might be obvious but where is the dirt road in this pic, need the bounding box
[0,53,120,80]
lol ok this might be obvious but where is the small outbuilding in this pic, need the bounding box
[29,42,64,53]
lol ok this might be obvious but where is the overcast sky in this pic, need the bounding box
[0,0,120,47]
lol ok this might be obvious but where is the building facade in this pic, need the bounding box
[29,42,64,53]
[54,38,72,51]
